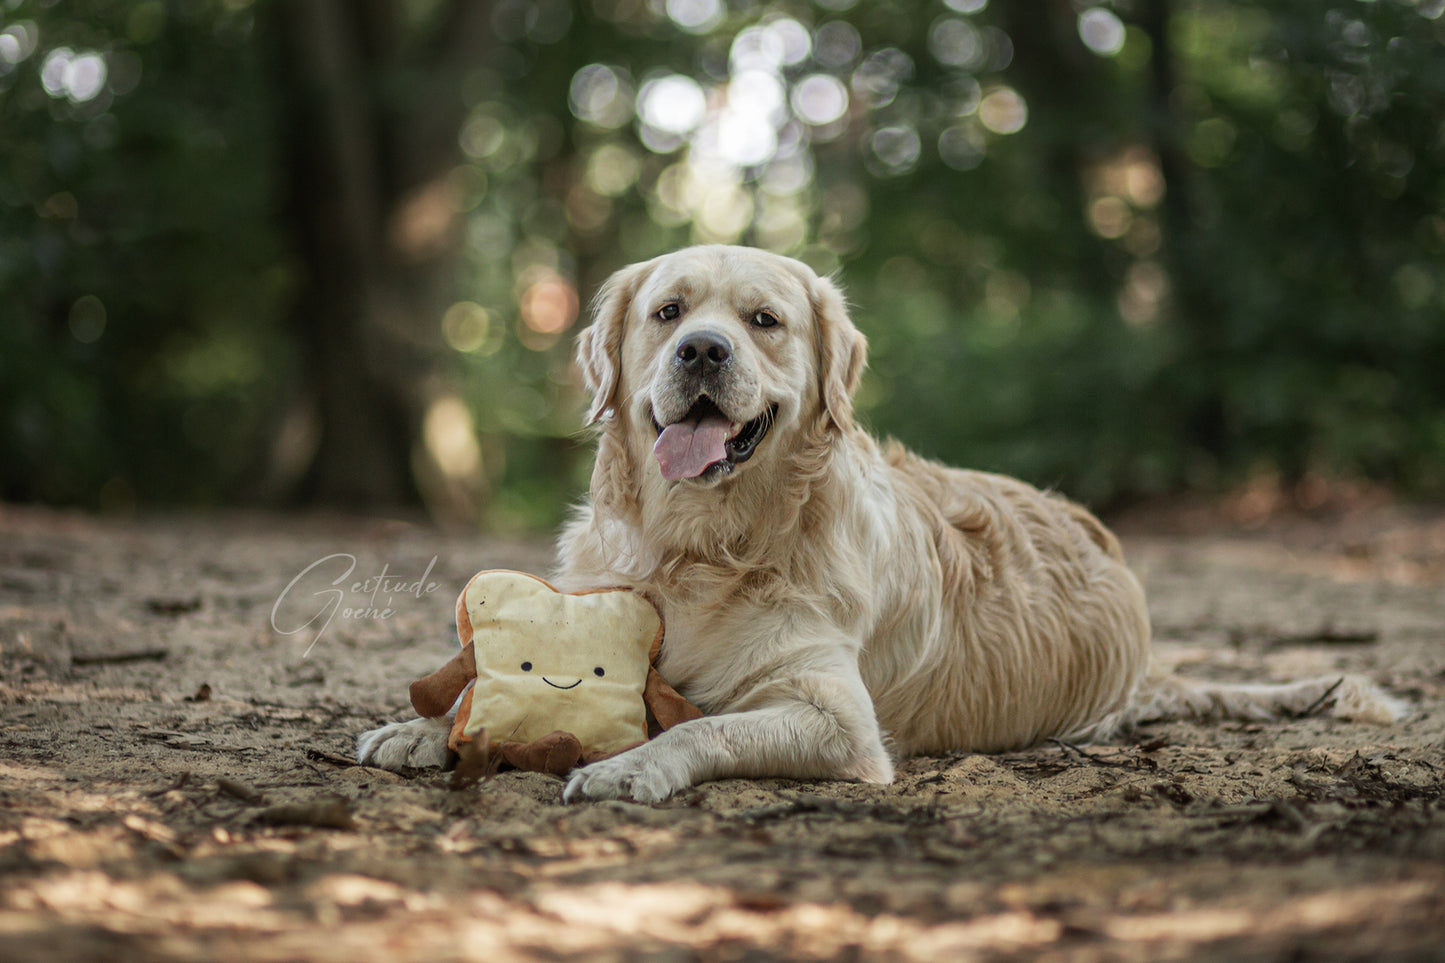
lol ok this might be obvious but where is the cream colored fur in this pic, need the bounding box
[358,245,1404,799]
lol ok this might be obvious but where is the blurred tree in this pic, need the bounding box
[269,0,494,512]
[0,0,290,508]
[1142,1,1445,492]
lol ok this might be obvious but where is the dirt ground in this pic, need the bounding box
[1,501,1442,961]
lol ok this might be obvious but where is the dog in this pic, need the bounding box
[358,245,1404,801]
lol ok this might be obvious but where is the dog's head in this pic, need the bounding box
[576,245,866,494]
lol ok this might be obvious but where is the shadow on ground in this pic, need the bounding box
[1,504,1442,960]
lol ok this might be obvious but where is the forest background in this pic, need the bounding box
[4,0,1443,530]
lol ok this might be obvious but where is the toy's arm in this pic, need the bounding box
[644,666,704,733]
[409,642,477,718]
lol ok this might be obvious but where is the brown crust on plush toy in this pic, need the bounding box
[456,586,473,646]
[457,571,666,645]
[447,685,476,752]
[463,570,648,608]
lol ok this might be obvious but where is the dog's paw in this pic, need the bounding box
[356,717,452,771]
[562,746,690,804]
[1329,675,1410,726]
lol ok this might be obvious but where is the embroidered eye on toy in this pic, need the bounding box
[407,570,701,783]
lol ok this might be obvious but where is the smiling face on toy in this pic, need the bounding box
[457,571,661,755]
[488,630,637,702]
[517,656,607,691]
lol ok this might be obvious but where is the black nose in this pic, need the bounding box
[675,331,732,371]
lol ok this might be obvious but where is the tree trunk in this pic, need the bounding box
[1137,2,1231,469]
[270,0,493,510]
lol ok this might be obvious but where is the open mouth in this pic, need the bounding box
[652,397,778,481]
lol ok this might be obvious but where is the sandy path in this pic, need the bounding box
[1,505,1441,960]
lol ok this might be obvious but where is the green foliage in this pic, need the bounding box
[0,0,294,507]
[1163,1,1445,493]
[2,0,1444,524]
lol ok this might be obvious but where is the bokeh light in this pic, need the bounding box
[730,19,810,73]
[790,74,849,126]
[1078,8,1127,57]
[686,68,788,168]
[1088,196,1132,239]
[729,70,786,125]
[392,177,461,259]
[585,143,641,197]
[637,74,707,135]
[423,395,483,481]
[1118,260,1169,326]
[938,123,986,171]
[929,17,987,70]
[519,274,580,336]
[851,48,912,109]
[730,23,785,73]
[459,109,506,160]
[760,151,813,195]
[813,21,861,69]
[569,63,633,128]
[695,180,754,241]
[868,125,921,177]
[442,301,497,354]
[665,0,724,35]
[766,18,812,66]
[40,47,108,102]
[68,295,107,344]
[0,20,39,68]
[978,86,1027,134]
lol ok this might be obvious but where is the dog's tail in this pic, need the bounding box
[1075,667,1408,743]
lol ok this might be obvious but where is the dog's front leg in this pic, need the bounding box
[356,688,467,770]
[563,669,893,803]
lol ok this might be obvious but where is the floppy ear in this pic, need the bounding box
[577,261,650,425]
[813,274,868,430]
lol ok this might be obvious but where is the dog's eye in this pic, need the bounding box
[594,666,605,677]
[520,661,532,671]
[752,311,779,329]
[656,303,681,322]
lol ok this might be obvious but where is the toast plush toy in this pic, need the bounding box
[408,570,702,784]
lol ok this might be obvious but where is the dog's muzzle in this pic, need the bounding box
[652,398,777,481]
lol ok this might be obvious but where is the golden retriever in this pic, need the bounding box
[359,245,1404,801]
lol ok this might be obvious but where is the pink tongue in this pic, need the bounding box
[654,411,734,480]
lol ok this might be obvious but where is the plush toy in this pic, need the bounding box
[407,570,702,784]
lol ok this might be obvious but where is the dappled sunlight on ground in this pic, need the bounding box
[0,506,1442,960]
